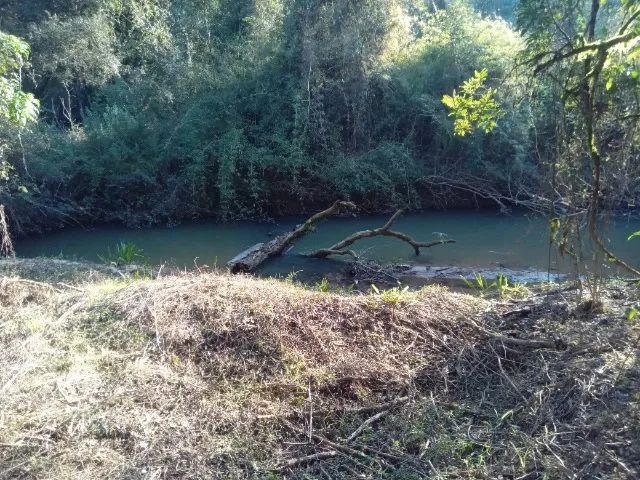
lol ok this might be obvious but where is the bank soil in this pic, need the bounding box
[0,259,638,479]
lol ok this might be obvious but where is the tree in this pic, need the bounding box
[518,0,640,276]
[0,31,39,256]
[444,1,640,275]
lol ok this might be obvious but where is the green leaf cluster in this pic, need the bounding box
[442,69,503,136]
[0,31,39,127]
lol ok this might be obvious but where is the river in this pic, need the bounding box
[15,210,640,281]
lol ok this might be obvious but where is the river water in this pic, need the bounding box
[15,210,640,279]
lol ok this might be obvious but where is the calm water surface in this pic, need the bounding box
[16,210,640,277]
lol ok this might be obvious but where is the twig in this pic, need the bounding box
[308,380,314,444]
[57,300,85,323]
[326,396,410,416]
[495,352,528,404]
[275,451,338,470]
[319,465,333,480]
[57,282,84,292]
[7,278,56,290]
[282,420,386,467]
[345,410,389,443]
[491,335,565,350]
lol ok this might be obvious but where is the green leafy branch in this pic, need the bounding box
[0,31,39,127]
[442,69,503,137]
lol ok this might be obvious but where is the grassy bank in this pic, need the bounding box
[1,259,639,479]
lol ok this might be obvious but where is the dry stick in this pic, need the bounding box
[324,396,410,416]
[57,282,84,292]
[8,278,58,291]
[308,209,455,258]
[319,465,334,480]
[307,380,314,444]
[494,348,528,404]
[345,410,389,443]
[256,396,410,421]
[56,300,85,323]
[490,335,562,350]
[282,420,389,468]
[275,451,339,470]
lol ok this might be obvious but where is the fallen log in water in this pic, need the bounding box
[228,203,456,274]
[227,201,356,273]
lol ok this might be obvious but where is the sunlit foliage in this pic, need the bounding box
[442,69,503,136]
[0,32,38,127]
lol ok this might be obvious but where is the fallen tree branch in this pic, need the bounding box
[491,335,566,350]
[275,451,339,470]
[308,210,455,258]
[345,410,389,443]
[227,201,356,273]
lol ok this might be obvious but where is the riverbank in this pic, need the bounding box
[1,258,638,479]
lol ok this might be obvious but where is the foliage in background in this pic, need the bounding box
[0,31,39,255]
[0,32,39,127]
[0,0,531,233]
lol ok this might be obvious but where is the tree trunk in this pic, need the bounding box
[0,205,15,258]
[227,201,356,273]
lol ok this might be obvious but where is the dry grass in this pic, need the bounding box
[1,259,639,479]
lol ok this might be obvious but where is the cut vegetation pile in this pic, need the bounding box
[1,259,639,479]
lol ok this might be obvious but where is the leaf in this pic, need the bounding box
[626,307,638,322]
[628,231,640,241]
[442,70,503,137]
[605,77,614,91]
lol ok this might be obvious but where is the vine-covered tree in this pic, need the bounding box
[519,0,640,275]
[0,31,39,255]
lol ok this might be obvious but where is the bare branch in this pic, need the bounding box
[308,210,455,258]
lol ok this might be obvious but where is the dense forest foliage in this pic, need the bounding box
[0,0,638,237]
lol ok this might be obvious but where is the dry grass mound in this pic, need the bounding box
[114,273,482,398]
[0,262,483,480]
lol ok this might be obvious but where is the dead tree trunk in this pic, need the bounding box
[227,201,356,273]
[307,210,455,258]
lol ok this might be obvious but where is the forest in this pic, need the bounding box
[0,0,611,234]
[1,0,639,236]
[1,1,640,479]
